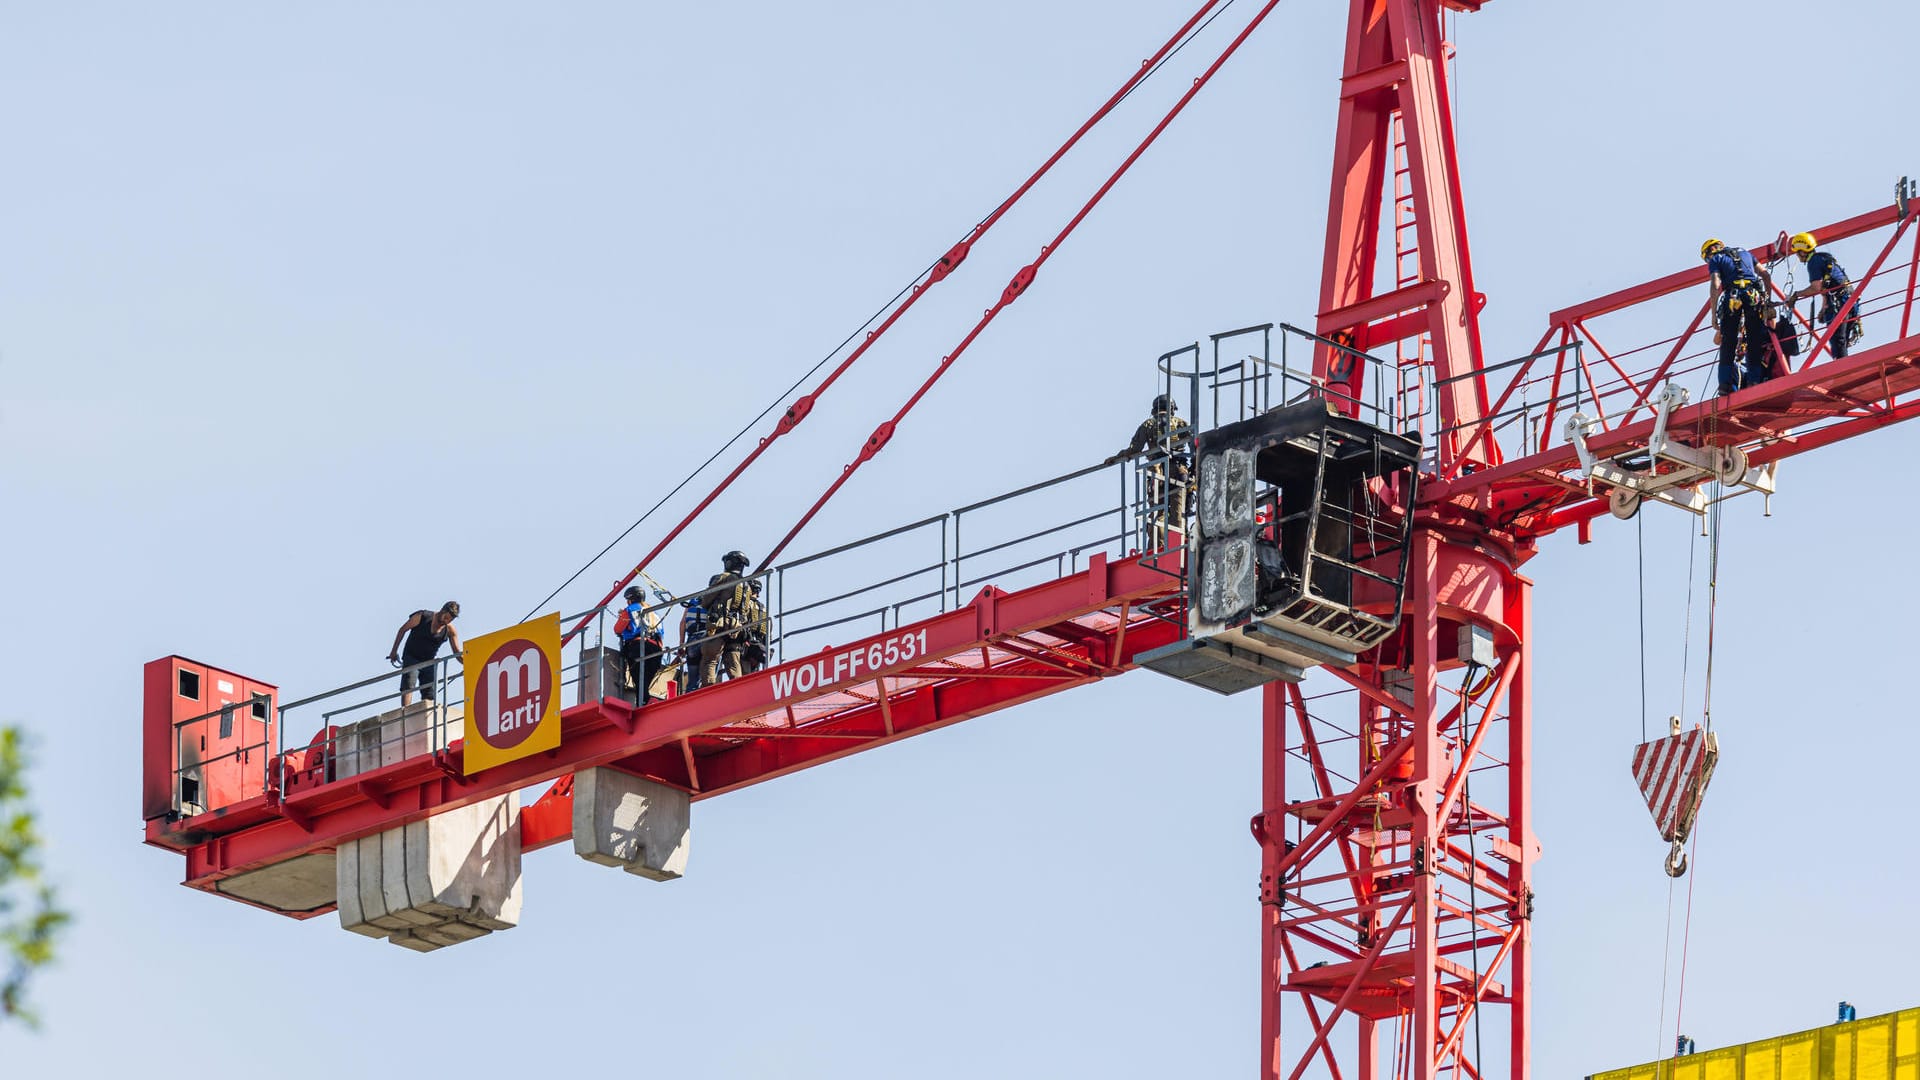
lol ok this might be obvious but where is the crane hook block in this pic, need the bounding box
[1630,720,1719,878]
[1665,840,1689,878]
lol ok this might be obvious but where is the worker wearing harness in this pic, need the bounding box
[615,586,665,702]
[1787,232,1861,359]
[700,550,754,687]
[1105,393,1192,549]
[1701,238,1776,395]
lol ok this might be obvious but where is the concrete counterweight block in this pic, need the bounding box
[332,702,461,780]
[336,792,522,952]
[572,768,690,881]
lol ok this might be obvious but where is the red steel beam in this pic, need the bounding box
[160,554,1180,900]
[1423,332,1920,509]
[1544,204,1901,326]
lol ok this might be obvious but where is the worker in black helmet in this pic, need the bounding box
[614,585,664,703]
[387,601,464,706]
[1104,393,1192,549]
[700,550,753,686]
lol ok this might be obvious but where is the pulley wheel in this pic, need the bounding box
[1609,487,1642,520]
[1715,445,1749,484]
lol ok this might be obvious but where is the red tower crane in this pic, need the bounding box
[139,3,1920,1078]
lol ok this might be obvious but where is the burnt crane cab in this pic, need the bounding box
[1139,398,1420,693]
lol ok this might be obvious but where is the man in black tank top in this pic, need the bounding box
[387,601,464,705]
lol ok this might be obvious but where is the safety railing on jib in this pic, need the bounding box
[172,316,1461,819]
[1461,190,1920,467]
[169,449,1196,819]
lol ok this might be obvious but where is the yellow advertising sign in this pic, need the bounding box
[461,612,563,776]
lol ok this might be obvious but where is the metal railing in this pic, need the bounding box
[1153,322,1434,445]
[172,451,1191,818]
[1466,206,1920,466]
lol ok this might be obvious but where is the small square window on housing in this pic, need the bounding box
[177,669,201,700]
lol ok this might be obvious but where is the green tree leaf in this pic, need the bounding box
[0,726,69,1028]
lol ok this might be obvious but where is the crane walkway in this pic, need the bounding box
[1417,200,1920,536]
[149,459,1189,915]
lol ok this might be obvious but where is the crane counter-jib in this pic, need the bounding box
[147,547,1186,916]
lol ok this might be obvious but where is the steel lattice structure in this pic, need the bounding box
[140,3,1920,1078]
[1260,2,1920,1079]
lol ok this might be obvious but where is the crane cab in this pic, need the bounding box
[1139,399,1420,693]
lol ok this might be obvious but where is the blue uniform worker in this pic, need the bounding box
[1788,232,1860,359]
[1701,238,1776,395]
[616,586,665,702]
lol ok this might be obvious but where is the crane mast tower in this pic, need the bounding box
[1257,2,1531,1077]
[137,3,1920,1079]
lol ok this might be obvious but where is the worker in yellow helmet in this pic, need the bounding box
[1785,232,1861,359]
[1700,238,1776,395]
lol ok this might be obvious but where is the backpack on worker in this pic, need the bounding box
[1772,306,1801,359]
[705,575,749,635]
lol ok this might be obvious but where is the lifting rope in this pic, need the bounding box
[538,0,1236,641]
[1702,465,1722,735]
[758,0,1291,571]
[1656,427,1728,1054]
[1637,511,1648,743]
[1672,818,1703,1054]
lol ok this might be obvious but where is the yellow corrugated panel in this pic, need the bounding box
[1779,1030,1821,1080]
[1844,1014,1891,1080]
[1896,1012,1919,1080]
[1590,1008,1920,1080]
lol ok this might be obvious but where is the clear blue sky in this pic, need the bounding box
[3,2,1915,1076]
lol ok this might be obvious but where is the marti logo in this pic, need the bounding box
[473,639,552,749]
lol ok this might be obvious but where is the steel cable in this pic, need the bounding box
[530,0,1236,637]
[759,0,1289,569]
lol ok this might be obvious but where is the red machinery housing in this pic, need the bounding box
[142,656,277,831]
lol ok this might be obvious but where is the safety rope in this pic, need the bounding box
[522,271,926,624]
[759,0,1290,570]
[539,0,1234,638]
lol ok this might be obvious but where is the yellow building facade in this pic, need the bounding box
[1592,1008,1919,1080]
